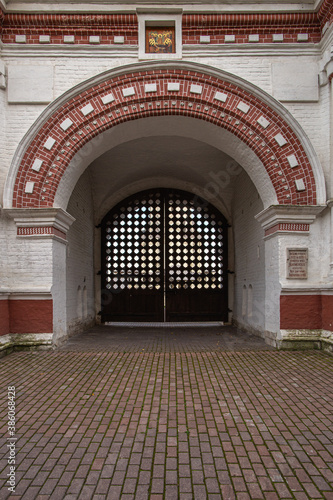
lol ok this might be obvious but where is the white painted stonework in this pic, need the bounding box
[0,0,332,351]
[101,93,115,105]
[60,118,73,131]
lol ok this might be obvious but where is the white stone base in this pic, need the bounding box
[278,329,333,352]
[0,333,54,355]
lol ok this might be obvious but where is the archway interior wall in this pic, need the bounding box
[66,168,95,335]
[65,129,244,327]
[232,171,266,335]
[63,129,267,331]
[87,131,248,224]
[55,116,278,217]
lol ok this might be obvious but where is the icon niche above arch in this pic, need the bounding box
[4,61,326,210]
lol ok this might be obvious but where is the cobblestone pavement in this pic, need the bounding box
[0,326,333,499]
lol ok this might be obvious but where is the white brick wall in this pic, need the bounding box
[187,54,273,94]
[0,102,46,206]
[283,85,331,195]
[0,218,54,291]
[52,56,136,98]
[0,217,13,290]
[279,216,331,286]
[66,169,95,334]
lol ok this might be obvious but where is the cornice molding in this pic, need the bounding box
[183,43,320,57]
[0,43,138,57]
[255,204,326,230]
[1,2,321,16]
[0,41,324,58]
[5,207,75,242]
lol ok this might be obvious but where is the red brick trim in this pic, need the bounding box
[318,0,333,28]
[4,13,137,26]
[1,13,138,45]
[182,13,321,44]
[9,299,53,333]
[12,68,317,208]
[1,9,332,45]
[280,294,333,331]
[183,13,318,26]
[17,226,66,239]
[265,223,310,237]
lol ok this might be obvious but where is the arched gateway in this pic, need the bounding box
[4,62,325,209]
[1,61,329,350]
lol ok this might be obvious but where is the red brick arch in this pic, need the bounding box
[9,63,323,208]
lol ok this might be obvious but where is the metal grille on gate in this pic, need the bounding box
[101,189,228,322]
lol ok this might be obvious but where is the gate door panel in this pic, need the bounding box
[101,190,164,322]
[165,190,227,321]
[101,189,228,322]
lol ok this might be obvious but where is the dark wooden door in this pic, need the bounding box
[101,189,228,322]
[101,190,164,322]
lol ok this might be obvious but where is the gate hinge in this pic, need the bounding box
[227,270,235,274]
[97,270,101,275]
[95,223,101,228]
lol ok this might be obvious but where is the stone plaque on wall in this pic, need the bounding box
[272,61,319,102]
[7,65,53,103]
[287,248,308,279]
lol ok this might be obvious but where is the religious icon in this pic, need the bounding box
[146,27,175,53]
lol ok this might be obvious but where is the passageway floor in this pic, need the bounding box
[0,325,333,499]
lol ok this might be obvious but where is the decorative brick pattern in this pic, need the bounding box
[12,68,318,208]
[182,13,325,45]
[17,226,66,239]
[318,0,333,29]
[265,223,310,237]
[1,13,139,45]
[0,8,332,46]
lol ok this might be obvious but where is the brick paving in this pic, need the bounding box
[0,325,332,499]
